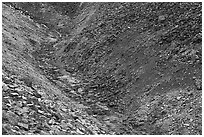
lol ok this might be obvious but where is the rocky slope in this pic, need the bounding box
[2,2,202,135]
[2,3,113,135]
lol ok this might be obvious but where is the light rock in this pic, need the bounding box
[18,122,28,129]
[78,88,83,93]
[158,15,166,21]
[2,83,9,91]
[76,128,84,134]
[177,96,181,100]
[58,75,79,83]
[8,84,18,88]
[10,92,19,96]
[47,37,57,43]
[70,90,77,94]
[183,123,190,126]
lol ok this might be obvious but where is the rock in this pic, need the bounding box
[3,76,13,84]
[194,78,201,90]
[48,119,55,125]
[2,83,9,91]
[37,110,44,114]
[8,84,18,89]
[40,131,50,135]
[20,107,29,113]
[22,96,27,100]
[70,90,77,94]
[58,75,79,84]
[76,128,84,134]
[4,111,19,125]
[10,92,19,96]
[2,124,8,135]
[18,122,29,130]
[15,87,23,92]
[16,101,23,107]
[61,107,68,112]
[78,88,83,93]
[183,123,190,127]
[21,77,33,88]
[158,15,166,21]
[176,96,181,100]
[27,102,34,106]
[51,125,61,134]
[21,117,29,123]
[33,92,42,98]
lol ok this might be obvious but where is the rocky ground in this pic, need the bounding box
[2,4,113,135]
[2,2,202,135]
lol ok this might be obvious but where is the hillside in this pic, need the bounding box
[2,2,202,135]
